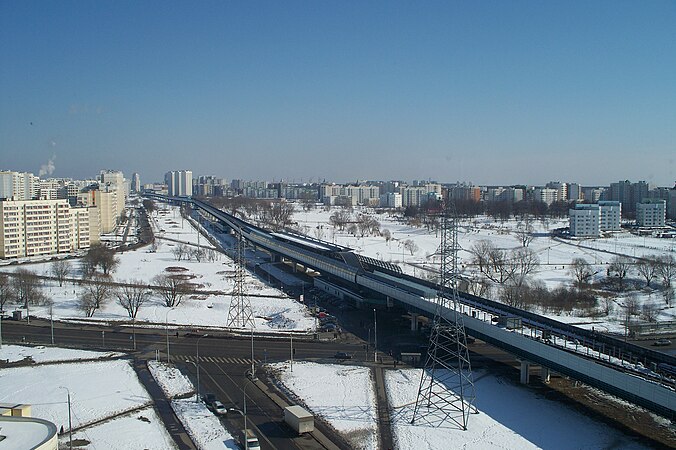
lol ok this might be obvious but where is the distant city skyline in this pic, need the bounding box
[1,1,675,186]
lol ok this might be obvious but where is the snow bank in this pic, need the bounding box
[147,360,194,399]
[172,398,237,450]
[268,361,378,450]
[0,344,120,364]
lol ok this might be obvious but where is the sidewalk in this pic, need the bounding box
[133,358,196,450]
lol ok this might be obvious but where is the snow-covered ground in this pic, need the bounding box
[268,361,379,450]
[295,207,676,332]
[0,359,151,429]
[69,406,176,450]
[0,350,179,449]
[0,343,121,364]
[269,360,651,450]
[172,399,237,450]
[148,360,194,399]
[0,204,315,333]
[146,360,236,449]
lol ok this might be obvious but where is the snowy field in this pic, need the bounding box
[385,368,651,450]
[268,361,379,450]
[0,359,151,429]
[69,406,176,450]
[0,204,315,333]
[0,344,121,364]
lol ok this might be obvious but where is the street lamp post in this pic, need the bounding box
[195,334,209,402]
[290,335,293,373]
[132,317,136,351]
[59,386,73,450]
[243,377,253,450]
[50,305,54,345]
[250,326,255,380]
[373,308,377,363]
[165,307,176,363]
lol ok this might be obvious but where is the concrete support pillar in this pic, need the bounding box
[520,360,530,385]
[540,366,550,384]
[410,314,419,331]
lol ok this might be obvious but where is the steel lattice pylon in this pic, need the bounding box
[226,228,255,328]
[411,197,477,430]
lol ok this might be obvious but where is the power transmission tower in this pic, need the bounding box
[227,228,255,328]
[411,195,477,430]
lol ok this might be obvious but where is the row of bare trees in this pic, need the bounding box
[171,243,218,262]
[469,240,540,287]
[0,269,50,313]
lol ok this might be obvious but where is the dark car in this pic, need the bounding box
[334,352,352,360]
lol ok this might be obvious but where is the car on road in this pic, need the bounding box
[334,351,352,360]
[653,338,672,346]
[212,400,227,415]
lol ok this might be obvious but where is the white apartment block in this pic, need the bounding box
[569,204,600,237]
[0,171,39,200]
[636,199,666,227]
[598,201,621,231]
[320,184,380,206]
[0,199,93,258]
[165,170,193,197]
[380,192,402,208]
[77,188,120,234]
[533,188,559,206]
[569,201,621,237]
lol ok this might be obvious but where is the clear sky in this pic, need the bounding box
[1,1,675,186]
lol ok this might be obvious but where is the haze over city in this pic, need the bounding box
[1,1,675,185]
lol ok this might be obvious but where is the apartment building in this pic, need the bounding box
[0,199,93,258]
[636,199,666,227]
[598,201,622,231]
[165,170,193,197]
[0,171,39,200]
[569,201,621,237]
[569,204,600,237]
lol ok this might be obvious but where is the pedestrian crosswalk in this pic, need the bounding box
[177,355,258,365]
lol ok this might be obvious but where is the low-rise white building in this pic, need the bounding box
[598,201,621,231]
[569,204,600,237]
[636,199,666,227]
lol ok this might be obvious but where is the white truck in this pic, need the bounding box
[283,405,314,434]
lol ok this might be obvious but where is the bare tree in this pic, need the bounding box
[12,269,45,308]
[116,280,150,319]
[664,286,674,307]
[467,276,492,298]
[514,217,535,247]
[51,260,71,287]
[329,210,351,231]
[471,241,516,285]
[191,247,206,262]
[381,229,392,244]
[171,244,189,261]
[0,273,14,313]
[657,255,676,289]
[265,201,295,231]
[511,247,540,287]
[84,244,119,275]
[346,223,358,236]
[641,302,659,322]
[608,256,632,290]
[569,258,594,289]
[403,239,419,256]
[81,274,113,314]
[636,257,659,288]
[77,292,99,317]
[153,274,189,307]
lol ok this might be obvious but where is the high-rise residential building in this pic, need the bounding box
[131,173,141,193]
[607,180,649,216]
[0,171,39,200]
[546,181,567,202]
[77,187,121,235]
[380,192,402,208]
[165,170,193,197]
[636,199,666,227]
[0,198,93,258]
[567,183,582,201]
[532,187,559,206]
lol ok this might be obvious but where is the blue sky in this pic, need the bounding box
[1,1,675,186]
